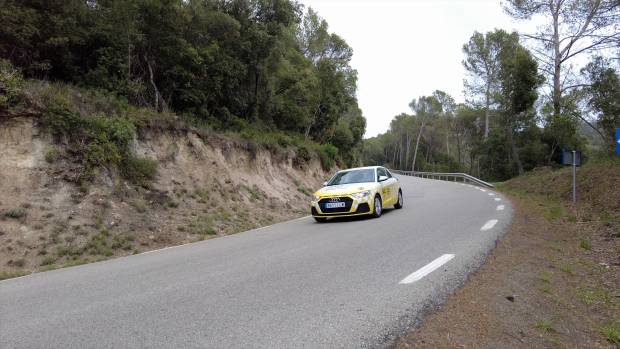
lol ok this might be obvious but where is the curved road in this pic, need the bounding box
[0,175,512,348]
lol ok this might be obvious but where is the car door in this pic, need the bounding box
[377,168,393,203]
[384,168,399,204]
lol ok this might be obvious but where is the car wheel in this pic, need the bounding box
[394,190,403,209]
[372,195,382,218]
[314,217,327,223]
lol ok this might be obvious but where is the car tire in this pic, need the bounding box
[314,217,327,223]
[372,194,382,218]
[394,190,403,209]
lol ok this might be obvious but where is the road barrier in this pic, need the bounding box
[390,169,495,188]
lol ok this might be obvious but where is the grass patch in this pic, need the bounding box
[4,207,27,219]
[539,271,552,283]
[44,147,61,163]
[297,185,311,196]
[194,188,210,203]
[121,155,157,186]
[601,323,620,347]
[84,231,114,256]
[0,270,27,281]
[40,255,57,266]
[578,287,613,306]
[187,216,218,236]
[579,238,592,251]
[535,320,557,333]
[559,264,575,275]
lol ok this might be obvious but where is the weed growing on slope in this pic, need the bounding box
[4,207,27,219]
[535,320,557,333]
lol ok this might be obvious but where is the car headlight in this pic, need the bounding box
[352,190,371,201]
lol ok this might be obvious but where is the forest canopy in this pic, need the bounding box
[0,0,366,165]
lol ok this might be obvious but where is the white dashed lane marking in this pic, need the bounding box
[481,219,498,231]
[399,254,455,284]
[496,205,505,211]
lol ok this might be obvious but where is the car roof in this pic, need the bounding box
[336,166,384,173]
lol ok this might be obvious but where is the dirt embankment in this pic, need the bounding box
[395,161,620,349]
[0,117,328,278]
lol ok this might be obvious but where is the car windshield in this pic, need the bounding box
[327,169,375,185]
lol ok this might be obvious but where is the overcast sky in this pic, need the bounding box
[300,0,537,138]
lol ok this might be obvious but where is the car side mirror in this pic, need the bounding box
[378,175,388,182]
[323,181,328,186]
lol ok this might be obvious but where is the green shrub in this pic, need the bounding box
[580,238,592,250]
[317,144,338,170]
[294,145,312,167]
[122,155,157,185]
[0,59,25,110]
[41,102,158,184]
[45,148,60,163]
[5,207,27,219]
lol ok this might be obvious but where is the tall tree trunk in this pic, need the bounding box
[398,137,403,169]
[391,143,397,167]
[455,130,462,166]
[411,122,425,172]
[552,2,562,118]
[145,55,162,112]
[404,131,411,170]
[506,126,524,175]
[484,83,490,139]
[127,39,131,81]
[425,135,433,163]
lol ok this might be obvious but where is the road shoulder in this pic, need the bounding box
[394,194,620,349]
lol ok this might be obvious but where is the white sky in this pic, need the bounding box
[300,0,537,138]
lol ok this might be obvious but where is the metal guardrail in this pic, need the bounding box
[390,169,495,188]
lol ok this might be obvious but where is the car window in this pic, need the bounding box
[383,168,393,178]
[377,168,387,180]
[327,169,376,185]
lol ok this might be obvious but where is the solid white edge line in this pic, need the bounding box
[399,254,455,284]
[481,219,498,231]
[496,205,505,211]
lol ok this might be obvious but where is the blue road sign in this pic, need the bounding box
[616,128,620,156]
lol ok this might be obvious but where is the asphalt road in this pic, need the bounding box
[0,175,512,348]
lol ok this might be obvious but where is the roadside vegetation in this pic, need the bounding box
[397,160,620,348]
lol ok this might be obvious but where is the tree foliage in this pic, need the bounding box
[364,32,549,181]
[0,0,365,164]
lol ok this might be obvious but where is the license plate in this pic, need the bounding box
[324,202,346,209]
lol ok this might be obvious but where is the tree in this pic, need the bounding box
[408,95,442,171]
[583,56,620,149]
[462,30,513,139]
[503,0,620,123]
[497,40,543,175]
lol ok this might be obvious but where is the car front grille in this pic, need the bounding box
[318,196,353,213]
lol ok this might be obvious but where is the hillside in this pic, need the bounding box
[0,78,334,279]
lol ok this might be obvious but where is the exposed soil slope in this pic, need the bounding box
[0,117,328,278]
[395,161,620,349]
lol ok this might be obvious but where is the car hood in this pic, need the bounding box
[314,182,377,197]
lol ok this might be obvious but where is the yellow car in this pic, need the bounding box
[311,166,403,222]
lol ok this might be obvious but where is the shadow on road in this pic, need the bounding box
[316,208,396,224]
